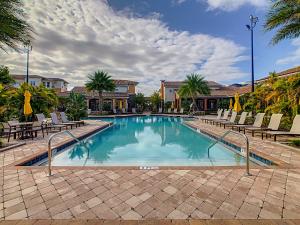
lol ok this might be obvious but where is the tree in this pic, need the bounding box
[150,91,161,112]
[0,66,15,85]
[177,74,210,112]
[133,93,145,112]
[85,70,115,114]
[0,0,33,52]
[65,92,87,121]
[264,0,300,45]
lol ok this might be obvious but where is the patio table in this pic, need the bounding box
[10,122,34,140]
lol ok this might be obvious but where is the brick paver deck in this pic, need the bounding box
[0,118,300,222]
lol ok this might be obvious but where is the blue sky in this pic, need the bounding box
[0,0,299,94]
[108,0,298,83]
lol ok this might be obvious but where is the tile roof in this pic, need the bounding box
[69,86,131,98]
[11,74,69,83]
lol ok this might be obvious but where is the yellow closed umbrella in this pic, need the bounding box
[233,92,242,113]
[119,100,123,109]
[24,90,33,116]
[229,98,233,110]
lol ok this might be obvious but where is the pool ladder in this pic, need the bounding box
[207,130,251,176]
[47,130,82,176]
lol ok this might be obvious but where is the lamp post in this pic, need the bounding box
[246,15,258,92]
[24,40,32,84]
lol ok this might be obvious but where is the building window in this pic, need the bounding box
[43,82,51,88]
[30,80,36,86]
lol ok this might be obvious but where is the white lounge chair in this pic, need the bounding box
[211,110,230,125]
[158,108,162,113]
[226,112,248,131]
[264,115,300,141]
[50,112,73,129]
[167,108,171,113]
[113,108,117,114]
[245,113,283,138]
[173,109,178,114]
[36,113,66,132]
[132,108,137,114]
[233,113,265,134]
[60,112,84,127]
[122,108,126,114]
[219,111,238,128]
[202,109,223,122]
[180,108,184,114]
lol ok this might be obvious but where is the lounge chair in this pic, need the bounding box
[158,108,162,113]
[122,108,126,114]
[50,113,70,130]
[28,121,45,139]
[132,108,137,114]
[202,109,223,123]
[113,108,117,114]
[60,112,84,127]
[264,115,300,141]
[210,110,230,125]
[245,113,283,138]
[173,109,178,114]
[180,108,184,114]
[226,112,248,131]
[167,108,171,113]
[232,113,265,134]
[219,111,238,128]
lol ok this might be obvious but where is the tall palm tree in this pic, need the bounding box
[178,73,210,112]
[264,0,300,45]
[85,71,115,114]
[0,0,33,52]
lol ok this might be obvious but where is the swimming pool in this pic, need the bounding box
[47,116,248,167]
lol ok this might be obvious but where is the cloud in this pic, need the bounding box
[276,38,300,66]
[204,0,269,11]
[0,0,247,95]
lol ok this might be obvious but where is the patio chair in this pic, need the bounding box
[245,113,283,138]
[226,112,248,131]
[60,112,84,127]
[233,113,265,134]
[158,108,162,113]
[210,110,230,125]
[113,108,117,114]
[219,111,238,128]
[49,113,69,130]
[132,108,137,114]
[201,109,223,123]
[167,108,171,113]
[28,121,45,139]
[0,122,21,142]
[173,108,178,114]
[180,108,184,114]
[122,108,126,114]
[264,115,300,141]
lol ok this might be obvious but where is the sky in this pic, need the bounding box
[0,0,299,95]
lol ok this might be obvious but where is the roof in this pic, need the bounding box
[113,80,138,85]
[70,86,132,98]
[11,74,69,83]
[257,66,300,82]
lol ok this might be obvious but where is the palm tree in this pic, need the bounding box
[0,0,33,52]
[85,71,115,114]
[264,0,300,45]
[178,74,210,112]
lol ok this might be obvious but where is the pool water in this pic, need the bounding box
[49,116,246,167]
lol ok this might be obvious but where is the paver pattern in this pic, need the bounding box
[0,118,300,221]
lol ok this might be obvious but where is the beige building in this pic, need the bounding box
[12,74,68,93]
[67,80,138,112]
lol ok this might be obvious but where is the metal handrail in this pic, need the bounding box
[47,130,81,176]
[207,130,251,176]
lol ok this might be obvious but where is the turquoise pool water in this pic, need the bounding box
[50,116,245,166]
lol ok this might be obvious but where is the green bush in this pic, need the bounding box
[291,139,300,147]
[65,92,87,121]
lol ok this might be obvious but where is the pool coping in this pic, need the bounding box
[10,116,273,171]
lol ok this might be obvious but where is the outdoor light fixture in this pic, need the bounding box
[246,15,258,92]
[24,40,33,84]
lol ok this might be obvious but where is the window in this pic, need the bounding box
[30,80,36,86]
